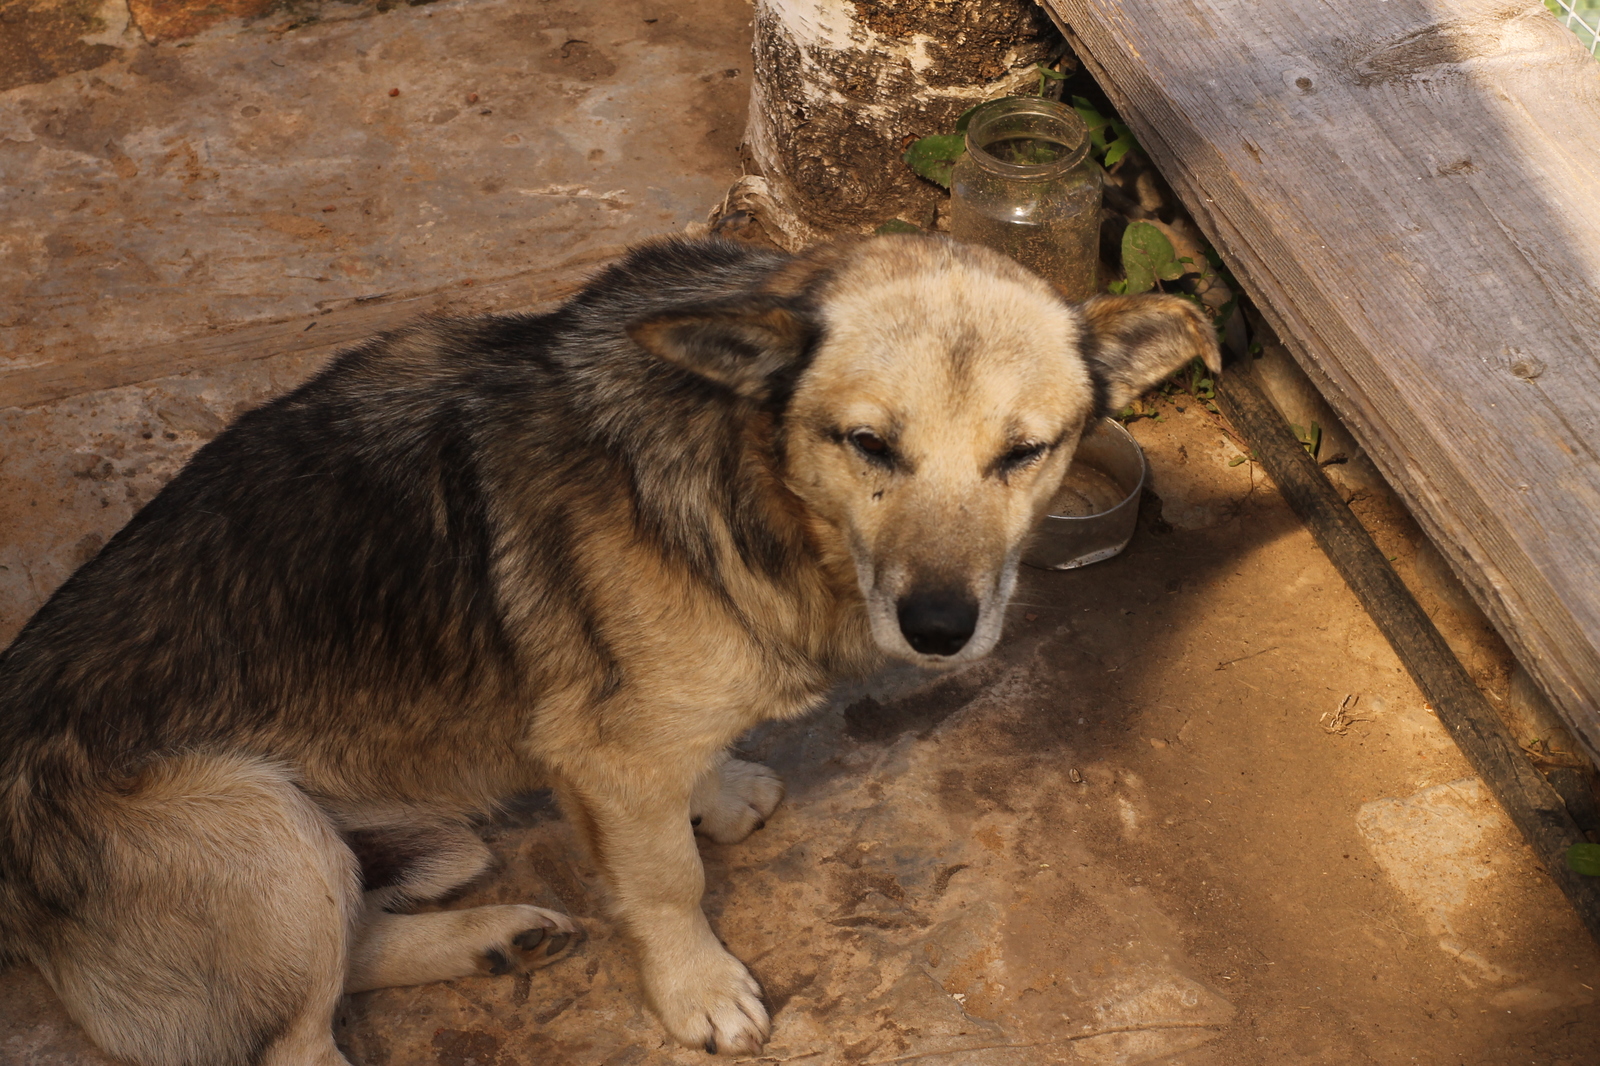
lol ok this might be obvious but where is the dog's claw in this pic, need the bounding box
[513,927,546,951]
[545,932,570,957]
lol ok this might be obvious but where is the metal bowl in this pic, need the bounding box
[1023,417,1146,570]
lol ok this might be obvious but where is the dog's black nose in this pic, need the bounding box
[897,590,979,656]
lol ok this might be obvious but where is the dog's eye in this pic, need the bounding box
[848,429,893,465]
[1000,442,1047,471]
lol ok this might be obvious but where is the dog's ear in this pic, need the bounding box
[1080,293,1223,414]
[628,295,815,401]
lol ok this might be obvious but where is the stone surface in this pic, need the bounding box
[0,0,746,384]
[125,0,277,43]
[1360,778,1529,984]
[0,0,125,92]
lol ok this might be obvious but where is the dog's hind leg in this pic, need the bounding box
[32,754,358,1066]
[341,819,582,993]
[343,816,499,911]
[347,903,581,992]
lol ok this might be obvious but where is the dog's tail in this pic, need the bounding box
[0,749,358,1066]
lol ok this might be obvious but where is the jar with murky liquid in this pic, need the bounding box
[948,97,1102,301]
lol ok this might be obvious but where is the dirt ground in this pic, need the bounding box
[3,1,1600,1064]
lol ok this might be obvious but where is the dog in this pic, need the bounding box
[0,234,1218,1064]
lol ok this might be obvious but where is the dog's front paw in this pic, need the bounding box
[690,759,783,844]
[646,946,770,1055]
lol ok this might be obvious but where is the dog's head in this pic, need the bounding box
[629,236,1219,665]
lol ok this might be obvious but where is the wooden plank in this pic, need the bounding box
[0,247,625,411]
[1041,0,1600,756]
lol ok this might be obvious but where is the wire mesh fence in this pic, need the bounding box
[1545,0,1600,56]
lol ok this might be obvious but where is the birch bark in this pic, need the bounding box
[733,0,1059,247]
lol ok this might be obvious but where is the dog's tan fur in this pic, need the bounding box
[0,236,1217,1063]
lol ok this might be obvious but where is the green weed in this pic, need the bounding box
[1108,222,1190,295]
[1568,842,1600,876]
[1070,96,1138,168]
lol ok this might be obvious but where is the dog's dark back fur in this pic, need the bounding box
[0,238,827,950]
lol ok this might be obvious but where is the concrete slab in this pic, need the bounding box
[0,0,747,398]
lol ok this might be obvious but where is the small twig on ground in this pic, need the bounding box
[1520,737,1591,769]
[1215,645,1278,670]
[1321,693,1373,735]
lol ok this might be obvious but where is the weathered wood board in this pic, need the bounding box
[1040,0,1600,754]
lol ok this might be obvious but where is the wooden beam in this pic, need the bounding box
[0,247,624,411]
[1041,0,1600,756]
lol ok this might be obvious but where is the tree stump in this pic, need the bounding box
[732,0,1060,248]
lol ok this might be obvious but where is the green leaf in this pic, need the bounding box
[954,104,982,135]
[875,219,922,235]
[1103,116,1138,168]
[1071,96,1107,129]
[1228,455,1247,467]
[1288,422,1322,458]
[1568,843,1600,876]
[1034,64,1068,96]
[1118,222,1184,295]
[1071,96,1110,150]
[904,133,966,188]
[1069,96,1141,168]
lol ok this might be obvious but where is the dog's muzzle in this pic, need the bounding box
[895,588,980,657]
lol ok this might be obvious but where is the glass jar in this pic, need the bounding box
[948,97,1102,301]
